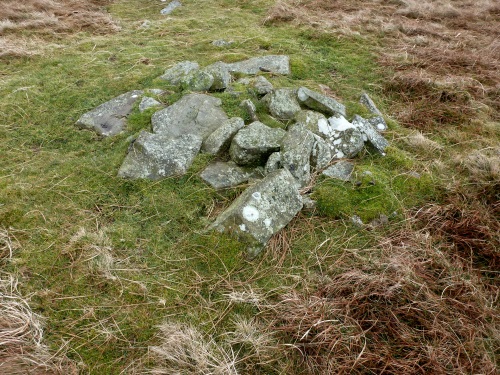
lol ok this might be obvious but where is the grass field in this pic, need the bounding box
[1,0,498,374]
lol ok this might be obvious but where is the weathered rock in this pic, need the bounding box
[263,88,301,120]
[202,117,244,155]
[368,116,387,131]
[297,87,346,117]
[253,76,274,95]
[160,0,182,15]
[204,62,231,91]
[152,93,228,140]
[294,110,329,136]
[229,121,286,166]
[322,161,354,181]
[352,115,389,155]
[240,99,259,122]
[145,88,166,96]
[118,131,201,180]
[200,161,263,189]
[225,55,290,75]
[180,69,214,92]
[360,92,382,116]
[160,61,199,85]
[212,39,234,47]
[327,115,364,158]
[302,196,317,211]
[211,168,303,257]
[280,124,315,187]
[310,134,332,170]
[264,152,282,175]
[76,90,143,137]
[139,97,162,113]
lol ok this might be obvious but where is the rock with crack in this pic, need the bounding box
[202,117,244,155]
[351,115,389,155]
[139,97,162,113]
[76,90,143,137]
[262,88,301,120]
[229,121,286,166]
[204,62,231,91]
[159,61,199,85]
[322,161,354,181]
[225,55,290,75]
[200,161,263,189]
[297,87,346,117]
[152,93,228,140]
[210,168,303,257]
[280,124,315,187]
[118,131,202,180]
[180,70,214,92]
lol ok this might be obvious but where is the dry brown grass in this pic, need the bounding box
[0,0,118,57]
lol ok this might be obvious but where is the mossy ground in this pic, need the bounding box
[1,0,492,373]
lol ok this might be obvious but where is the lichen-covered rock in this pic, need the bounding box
[264,152,282,175]
[200,161,263,189]
[263,88,301,120]
[225,55,290,75]
[76,90,143,137]
[139,97,162,113]
[352,115,389,155]
[118,131,202,180]
[322,160,354,181]
[240,99,258,122]
[160,0,181,15]
[204,62,231,91]
[180,70,214,92]
[280,124,315,187]
[310,134,332,170]
[202,117,244,155]
[360,93,387,131]
[160,61,199,84]
[367,116,387,131]
[294,110,329,136]
[152,93,228,140]
[297,87,346,117]
[229,121,286,166]
[324,115,364,159]
[253,76,274,95]
[210,168,303,257]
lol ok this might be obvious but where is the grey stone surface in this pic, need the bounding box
[145,88,166,95]
[212,39,234,47]
[310,134,332,170]
[76,90,143,137]
[253,76,274,95]
[294,110,329,136]
[240,99,259,122]
[225,55,290,75]
[200,161,262,189]
[360,93,382,116]
[325,115,364,159]
[180,69,214,92]
[280,124,315,187]
[118,131,202,180]
[139,97,162,113]
[322,161,354,181]
[160,61,199,85]
[352,115,389,155]
[204,62,231,91]
[152,93,228,140]
[160,0,182,15]
[202,117,244,155]
[264,152,281,175]
[302,196,317,210]
[368,116,387,131]
[297,87,346,117]
[229,121,286,166]
[211,168,303,257]
[263,88,301,120]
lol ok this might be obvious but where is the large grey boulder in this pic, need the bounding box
[352,115,389,155]
[204,62,231,91]
[322,161,354,181]
[152,94,228,140]
[202,117,245,155]
[229,121,286,166]
[225,55,290,75]
[263,88,301,120]
[118,131,202,180]
[76,90,143,137]
[180,70,214,92]
[297,87,346,117]
[200,161,263,189]
[280,124,315,187]
[211,168,303,257]
[160,61,199,85]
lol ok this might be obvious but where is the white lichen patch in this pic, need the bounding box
[242,206,260,222]
[328,115,354,131]
[264,218,272,228]
[239,224,247,231]
[251,192,262,201]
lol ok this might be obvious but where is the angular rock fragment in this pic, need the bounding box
[139,97,162,113]
[322,161,355,181]
[76,90,143,137]
[326,115,364,159]
[160,0,182,15]
[229,121,286,166]
[253,76,274,95]
[263,88,301,120]
[240,99,259,122]
[225,55,290,75]
[160,61,199,85]
[202,117,244,155]
[211,169,303,257]
[118,131,202,180]
[204,62,231,91]
[297,87,346,117]
[280,124,315,187]
[360,93,387,131]
[152,93,228,140]
[294,110,329,136]
[368,116,387,131]
[264,152,282,175]
[200,161,263,189]
[352,115,389,155]
[310,134,332,170]
[181,70,214,92]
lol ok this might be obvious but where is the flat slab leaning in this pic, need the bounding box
[225,55,290,75]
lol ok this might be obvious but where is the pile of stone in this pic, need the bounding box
[74,55,389,256]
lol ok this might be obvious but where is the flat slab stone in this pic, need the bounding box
[322,161,354,181]
[152,93,228,140]
[76,90,143,137]
[225,55,290,75]
[263,88,301,120]
[200,161,262,189]
[229,121,286,166]
[297,87,346,117]
[211,168,303,257]
[352,115,389,155]
[280,124,315,187]
[202,117,244,155]
[159,61,199,85]
[118,131,202,180]
[360,93,387,131]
